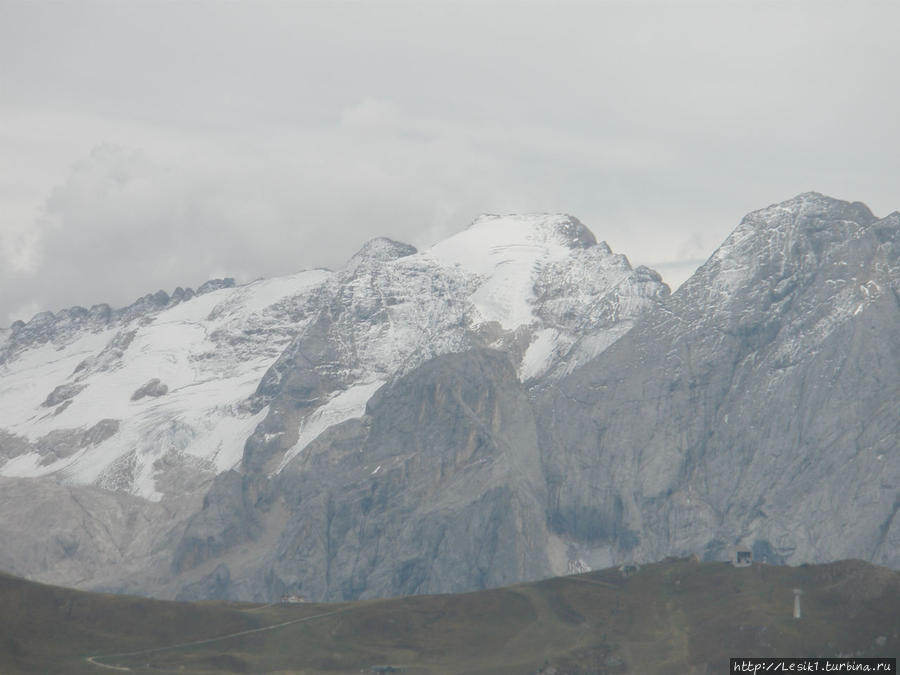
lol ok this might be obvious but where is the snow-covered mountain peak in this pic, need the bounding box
[347,237,418,266]
[420,213,616,332]
[463,213,597,248]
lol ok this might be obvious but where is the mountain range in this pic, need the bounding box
[0,192,897,603]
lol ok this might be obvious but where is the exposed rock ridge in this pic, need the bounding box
[0,277,236,365]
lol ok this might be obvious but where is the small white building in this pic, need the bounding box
[733,548,752,567]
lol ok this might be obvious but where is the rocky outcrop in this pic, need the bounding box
[172,470,264,575]
[0,420,121,470]
[42,383,86,408]
[130,378,168,401]
[196,277,236,295]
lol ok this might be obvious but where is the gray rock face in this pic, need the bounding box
[196,277,236,295]
[172,469,265,576]
[242,311,352,474]
[539,193,900,569]
[131,378,169,401]
[173,349,551,601]
[0,475,197,596]
[1,420,121,469]
[42,383,86,408]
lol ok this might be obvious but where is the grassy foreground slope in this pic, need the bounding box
[1,559,897,674]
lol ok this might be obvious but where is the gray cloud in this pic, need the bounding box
[0,102,548,321]
[2,1,899,324]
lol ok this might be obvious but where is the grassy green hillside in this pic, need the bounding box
[1,558,897,674]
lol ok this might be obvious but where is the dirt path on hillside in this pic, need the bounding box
[85,607,351,671]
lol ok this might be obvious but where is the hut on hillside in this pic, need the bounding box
[733,548,752,567]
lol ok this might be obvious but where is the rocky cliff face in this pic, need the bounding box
[176,349,552,601]
[539,193,900,570]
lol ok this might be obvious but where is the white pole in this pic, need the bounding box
[793,589,802,619]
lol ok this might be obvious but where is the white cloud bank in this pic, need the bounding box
[2,2,899,324]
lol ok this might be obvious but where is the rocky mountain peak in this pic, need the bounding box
[676,193,882,310]
[735,192,876,250]
[347,237,418,266]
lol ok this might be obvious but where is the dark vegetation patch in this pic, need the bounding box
[1,559,897,674]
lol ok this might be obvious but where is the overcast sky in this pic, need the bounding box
[1,1,898,326]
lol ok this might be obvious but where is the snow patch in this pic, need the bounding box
[520,328,561,381]
[0,330,113,435]
[426,214,582,330]
[275,380,385,473]
[0,268,332,496]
